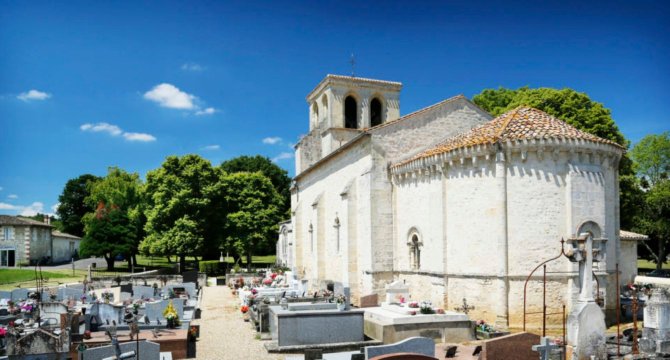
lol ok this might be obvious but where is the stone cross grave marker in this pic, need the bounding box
[566,232,607,359]
[455,298,474,315]
[532,337,559,360]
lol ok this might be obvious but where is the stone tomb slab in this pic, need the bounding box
[365,336,436,359]
[364,307,473,344]
[481,332,541,360]
[91,287,121,304]
[0,290,12,300]
[145,299,184,324]
[384,281,409,305]
[81,339,160,360]
[97,303,124,325]
[84,329,188,360]
[39,302,68,325]
[58,287,83,301]
[133,285,156,300]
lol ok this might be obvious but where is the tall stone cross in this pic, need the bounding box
[532,337,559,360]
[566,232,607,359]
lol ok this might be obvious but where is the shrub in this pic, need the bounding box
[198,260,226,276]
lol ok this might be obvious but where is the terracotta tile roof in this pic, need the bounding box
[0,215,52,227]
[393,107,623,168]
[620,230,649,241]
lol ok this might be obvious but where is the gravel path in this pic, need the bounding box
[193,285,289,360]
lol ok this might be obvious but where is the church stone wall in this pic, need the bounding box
[371,99,491,163]
[396,273,447,310]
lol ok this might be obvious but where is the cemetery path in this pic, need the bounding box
[194,285,288,360]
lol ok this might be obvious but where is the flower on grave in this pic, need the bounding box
[189,325,197,340]
[262,278,273,286]
[409,311,417,316]
[163,300,181,326]
[250,288,258,295]
[335,294,347,304]
[408,301,419,308]
[83,330,91,340]
[270,273,278,280]
[20,303,33,314]
[80,295,87,302]
[420,301,435,314]
[476,320,494,333]
[88,291,98,302]
[0,327,6,338]
[101,290,113,302]
[436,308,445,314]
[7,321,14,328]
[240,305,249,313]
[399,296,406,304]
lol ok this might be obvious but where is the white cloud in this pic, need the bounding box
[20,202,44,216]
[202,145,220,151]
[272,152,294,162]
[80,122,123,136]
[143,83,196,110]
[0,186,3,191]
[51,203,60,213]
[0,202,18,210]
[123,132,156,142]
[7,194,18,199]
[17,89,51,101]
[80,122,156,142]
[195,107,216,116]
[181,62,205,71]
[263,137,282,145]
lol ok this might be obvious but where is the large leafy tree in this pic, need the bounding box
[220,155,291,215]
[141,155,220,267]
[80,202,136,271]
[56,174,101,237]
[85,167,145,269]
[630,131,670,187]
[629,133,670,268]
[212,171,283,269]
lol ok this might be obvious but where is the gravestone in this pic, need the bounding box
[145,300,184,324]
[40,303,68,325]
[82,339,160,360]
[58,287,83,301]
[640,287,670,355]
[133,286,155,300]
[98,303,124,325]
[182,270,198,286]
[360,294,378,308]
[385,281,409,304]
[482,332,541,360]
[365,336,435,359]
[165,283,196,298]
[0,290,12,300]
[334,282,351,310]
[566,233,607,360]
[11,288,29,301]
[119,283,132,294]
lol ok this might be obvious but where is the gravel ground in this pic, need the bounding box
[193,285,292,360]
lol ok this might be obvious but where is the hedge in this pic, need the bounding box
[198,260,227,276]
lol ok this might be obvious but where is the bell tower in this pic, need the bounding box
[295,75,402,173]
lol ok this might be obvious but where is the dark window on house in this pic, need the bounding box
[370,98,382,127]
[345,96,358,129]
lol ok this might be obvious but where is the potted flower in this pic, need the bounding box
[88,291,98,303]
[240,305,249,314]
[420,301,435,314]
[0,326,6,347]
[475,320,510,339]
[83,330,92,340]
[163,300,181,329]
[408,301,419,309]
[101,290,113,304]
[80,294,87,304]
[335,294,347,311]
[21,303,34,319]
[262,278,273,287]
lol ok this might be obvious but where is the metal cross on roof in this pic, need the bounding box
[532,337,559,360]
[455,298,474,315]
[350,53,356,77]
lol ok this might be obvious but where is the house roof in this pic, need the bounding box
[52,230,81,240]
[0,215,52,228]
[620,230,649,241]
[393,106,624,168]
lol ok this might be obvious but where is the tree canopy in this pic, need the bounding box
[56,174,101,237]
[220,155,291,215]
[630,131,670,187]
[80,202,136,271]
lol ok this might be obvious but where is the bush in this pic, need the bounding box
[199,260,226,276]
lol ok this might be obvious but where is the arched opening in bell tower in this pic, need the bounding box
[344,96,358,129]
[370,98,382,127]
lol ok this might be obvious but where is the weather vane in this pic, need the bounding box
[350,53,356,77]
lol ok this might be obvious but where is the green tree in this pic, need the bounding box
[635,180,670,270]
[212,171,283,270]
[220,155,291,215]
[80,202,136,271]
[86,167,145,269]
[630,132,670,187]
[56,174,101,237]
[142,155,219,268]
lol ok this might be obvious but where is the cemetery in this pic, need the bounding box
[0,270,202,360]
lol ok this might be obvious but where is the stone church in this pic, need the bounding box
[277,74,626,327]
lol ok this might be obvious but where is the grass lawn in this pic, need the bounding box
[638,259,670,273]
[0,268,86,290]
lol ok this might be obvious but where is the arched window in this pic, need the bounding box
[408,234,421,270]
[370,98,382,127]
[321,94,329,123]
[311,103,319,128]
[577,221,602,239]
[344,96,358,129]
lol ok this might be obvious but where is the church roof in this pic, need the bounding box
[0,215,52,227]
[393,107,624,168]
[307,74,402,101]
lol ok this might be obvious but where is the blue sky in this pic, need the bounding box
[1,1,668,217]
